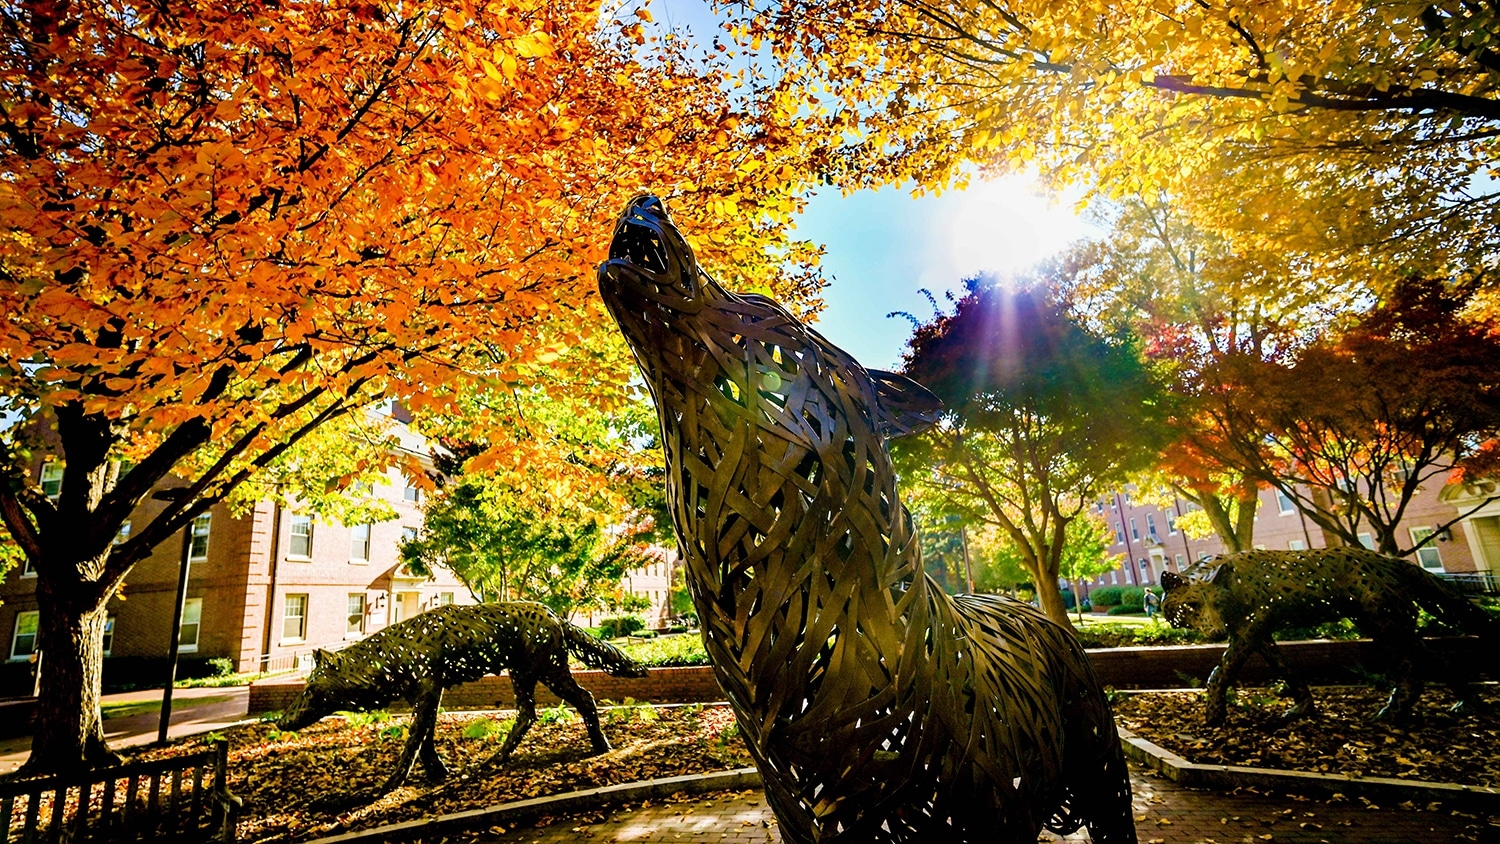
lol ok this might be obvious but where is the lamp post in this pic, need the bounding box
[151,489,195,744]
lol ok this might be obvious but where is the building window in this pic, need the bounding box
[102,616,115,657]
[1411,527,1444,571]
[1139,557,1149,571]
[1174,554,1184,570]
[179,598,202,653]
[403,481,420,503]
[346,594,366,637]
[10,611,38,661]
[39,462,63,501]
[114,521,131,546]
[1114,522,1124,544]
[438,592,454,606]
[289,514,314,559]
[189,513,211,561]
[1357,533,1375,550]
[401,526,418,544]
[1289,539,1306,551]
[1168,516,1178,536]
[1276,489,1296,515]
[350,524,371,563]
[21,555,35,577]
[1130,518,1139,540]
[283,594,308,642]
[1146,514,1157,539]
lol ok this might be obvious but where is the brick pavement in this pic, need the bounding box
[465,764,1500,843]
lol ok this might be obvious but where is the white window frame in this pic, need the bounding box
[1114,522,1124,544]
[1358,533,1376,550]
[283,594,308,643]
[1174,553,1184,570]
[288,514,314,560]
[350,524,371,564]
[402,482,420,503]
[1168,516,1178,536]
[346,593,367,638]
[179,597,202,653]
[438,592,454,606]
[114,520,131,546]
[1276,489,1296,515]
[9,611,38,661]
[1130,518,1139,540]
[102,616,116,657]
[1410,527,1444,571]
[39,462,63,501]
[401,526,418,545]
[188,513,211,561]
[1288,539,1306,551]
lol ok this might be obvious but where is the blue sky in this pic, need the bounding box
[641,0,1097,370]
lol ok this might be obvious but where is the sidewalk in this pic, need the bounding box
[470,766,1500,843]
[0,686,250,773]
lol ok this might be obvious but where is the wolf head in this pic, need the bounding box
[597,196,942,457]
[277,648,347,730]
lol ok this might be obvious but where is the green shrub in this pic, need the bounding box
[1273,617,1360,641]
[1105,604,1139,615]
[598,615,646,639]
[1089,586,1125,607]
[615,633,709,667]
[206,657,236,677]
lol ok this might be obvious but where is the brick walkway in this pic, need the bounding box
[469,764,1500,843]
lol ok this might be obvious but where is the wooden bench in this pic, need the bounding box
[0,740,240,843]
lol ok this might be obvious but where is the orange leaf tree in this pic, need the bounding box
[0,0,831,773]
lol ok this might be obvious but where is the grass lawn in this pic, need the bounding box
[100,694,234,720]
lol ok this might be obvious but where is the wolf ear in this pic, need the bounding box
[312,648,334,670]
[1207,561,1235,587]
[1161,571,1186,592]
[868,370,943,439]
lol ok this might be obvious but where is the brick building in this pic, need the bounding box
[1084,478,1489,598]
[0,414,476,693]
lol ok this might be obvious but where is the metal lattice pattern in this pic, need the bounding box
[1162,548,1500,724]
[597,196,1136,843]
[277,602,647,790]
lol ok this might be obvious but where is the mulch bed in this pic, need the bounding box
[127,704,753,843]
[1113,685,1500,787]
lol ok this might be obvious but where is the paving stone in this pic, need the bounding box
[470,763,1500,843]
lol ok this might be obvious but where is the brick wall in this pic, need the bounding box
[249,664,726,713]
[247,637,1493,714]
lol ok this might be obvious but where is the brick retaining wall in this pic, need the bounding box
[247,637,1490,714]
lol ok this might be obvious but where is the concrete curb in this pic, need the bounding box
[300,767,764,844]
[1118,726,1500,811]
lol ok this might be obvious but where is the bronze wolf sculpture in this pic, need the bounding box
[278,601,647,790]
[598,196,1135,843]
[1162,548,1500,725]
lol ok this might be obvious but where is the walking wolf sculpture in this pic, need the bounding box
[598,196,1135,843]
[278,602,647,790]
[1162,548,1500,725]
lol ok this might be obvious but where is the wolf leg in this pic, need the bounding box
[1258,641,1317,725]
[542,663,610,754]
[486,674,537,766]
[383,679,442,792]
[1372,628,1423,722]
[1204,636,1257,726]
[415,684,448,781]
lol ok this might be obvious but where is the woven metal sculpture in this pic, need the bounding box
[1162,548,1500,725]
[598,196,1136,843]
[278,601,647,791]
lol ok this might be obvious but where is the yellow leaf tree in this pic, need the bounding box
[742,0,1499,282]
[0,0,833,773]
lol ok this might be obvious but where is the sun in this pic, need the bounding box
[934,175,1095,280]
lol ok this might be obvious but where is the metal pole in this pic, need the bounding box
[959,525,975,594]
[158,521,193,744]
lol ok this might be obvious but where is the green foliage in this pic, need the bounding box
[598,615,646,639]
[206,658,236,678]
[1272,618,1362,642]
[338,710,391,729]
[1105,605,1140,616]
[378,723,407,742]
[615,633,709,667]
[895,275,1169,623]
[1089,586,1125,607]
[462,718,510,741]
[537,704,576,726]
[1071,620,1207,648]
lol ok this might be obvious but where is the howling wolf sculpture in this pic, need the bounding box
[1163,547,1500,725]
[598,196,1136,843]
[278,602,647,791]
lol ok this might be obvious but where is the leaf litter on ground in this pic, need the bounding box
[126,703,752,843]
[1114,685,1500,787]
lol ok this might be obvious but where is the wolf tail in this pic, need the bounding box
[563,621,649,678]
[1411,566,1500,643]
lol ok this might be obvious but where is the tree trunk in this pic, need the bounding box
[23,572,120,775]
